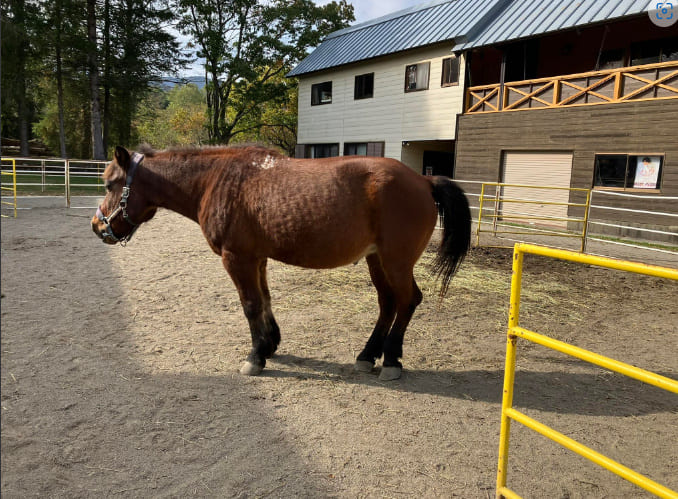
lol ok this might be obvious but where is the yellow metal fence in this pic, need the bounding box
[497,243,678,499]
[1,158,18,218]
[475,183,591,251]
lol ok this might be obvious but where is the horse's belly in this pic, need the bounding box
[273,239,377,269]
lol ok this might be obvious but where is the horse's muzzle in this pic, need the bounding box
[91,216,117,244]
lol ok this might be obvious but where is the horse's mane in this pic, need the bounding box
[136,143,284,159]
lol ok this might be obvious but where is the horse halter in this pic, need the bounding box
[96,152,144,245]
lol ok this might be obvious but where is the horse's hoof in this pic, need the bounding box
[354,360,375,373]
[240,361,264,376]
[379,366,402,381]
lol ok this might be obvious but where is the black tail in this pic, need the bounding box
[429,176,472,297]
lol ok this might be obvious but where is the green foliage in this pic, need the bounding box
[33,76,93,159]
[135,84,209,149]
[4,0,352,157]
[175,0,354,145]
[237,72,298,155]
[1,0,44,151]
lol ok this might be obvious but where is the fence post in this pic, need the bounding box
[492,185,501,237]
[12,159,17,217]
[476,183,487,246]
[65,159,71,208]
[581,190,592,253]
[41,159,46,192]
[496,246,524,497]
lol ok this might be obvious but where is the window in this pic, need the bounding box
[344,142,385,157]
[597,48,625,70]
[354,73,374,100]
[631,38,678,66]
[311,81,332,105]
[441,56,460,86]
[594,154,663,190]
[404,62,430,92]
[345,143,367,156]
[307,144,339,158]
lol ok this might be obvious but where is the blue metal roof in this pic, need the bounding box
[289,0,659,77]
[288,0,508,77]
[452,0,654,51]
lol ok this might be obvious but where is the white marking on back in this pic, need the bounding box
[259,155,276,170]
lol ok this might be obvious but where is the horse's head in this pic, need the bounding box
[91,146,157,245]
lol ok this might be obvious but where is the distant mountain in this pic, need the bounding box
[159,75,205,90]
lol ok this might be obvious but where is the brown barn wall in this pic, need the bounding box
[455,99,678,242]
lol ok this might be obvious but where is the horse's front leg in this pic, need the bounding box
[222,252,279,376]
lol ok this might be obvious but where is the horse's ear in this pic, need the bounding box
[114,146,131,171]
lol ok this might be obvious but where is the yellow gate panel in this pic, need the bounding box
[497,243,678,499]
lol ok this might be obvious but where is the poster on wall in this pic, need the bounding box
[633,156,661,189]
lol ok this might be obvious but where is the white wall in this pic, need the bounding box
[296,43,466,164]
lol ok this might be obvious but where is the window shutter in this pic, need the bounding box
[367,142,385,157]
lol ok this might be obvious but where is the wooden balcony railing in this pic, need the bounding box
[465,61,678,114]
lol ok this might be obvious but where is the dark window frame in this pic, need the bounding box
[354,72,374,100]
[630,37,678,66]
[305,143,339,158]
[404,62,431,92]
[344,143,368,156]
[344,142,385,157]
[593,153,664,191]
[441,56,460,87]
[311,81,333,106]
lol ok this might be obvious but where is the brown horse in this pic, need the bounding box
[92,145,471,380]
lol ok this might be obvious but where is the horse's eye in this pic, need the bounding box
[105,181,113,192]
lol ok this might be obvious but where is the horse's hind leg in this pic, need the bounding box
[259,259,280,356]
[380,272,423,381]
[222,252,279,375]
[355,254,396,372]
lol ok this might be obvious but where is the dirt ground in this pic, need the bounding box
[2,206,677,498]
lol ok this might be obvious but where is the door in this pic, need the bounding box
[501,151,573,228]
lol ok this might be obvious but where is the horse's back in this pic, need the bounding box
[208,153,438,268]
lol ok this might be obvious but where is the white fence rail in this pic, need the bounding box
[0,156,108,208]
[455,180,677,260]
[3,159,677,261]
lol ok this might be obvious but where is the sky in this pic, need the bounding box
[326,0,425,24]
[178,0,427,77]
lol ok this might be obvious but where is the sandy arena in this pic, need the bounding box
[2,205,677,498]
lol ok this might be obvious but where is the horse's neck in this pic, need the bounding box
[141,159,215,222]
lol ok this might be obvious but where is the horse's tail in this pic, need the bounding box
[429,176,472,297]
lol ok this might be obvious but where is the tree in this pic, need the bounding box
[175,0,353,145]
[238,71,298,156]
[41,0,89,158]
[87,0,105,159]
[135,83,208,148]
[54,0,68,157]
[105,0,188,149]
[28,0,188,158]
[1,0,42,155]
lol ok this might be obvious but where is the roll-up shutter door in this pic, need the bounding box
[501,152,573,228]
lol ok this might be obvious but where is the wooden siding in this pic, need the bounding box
[296,44,466,167]
[455,99,678,234]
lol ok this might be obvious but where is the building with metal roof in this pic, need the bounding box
[452,0,655,51]
[289,0,662,77]
[291,0,678,247]
[287,0,509,77]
